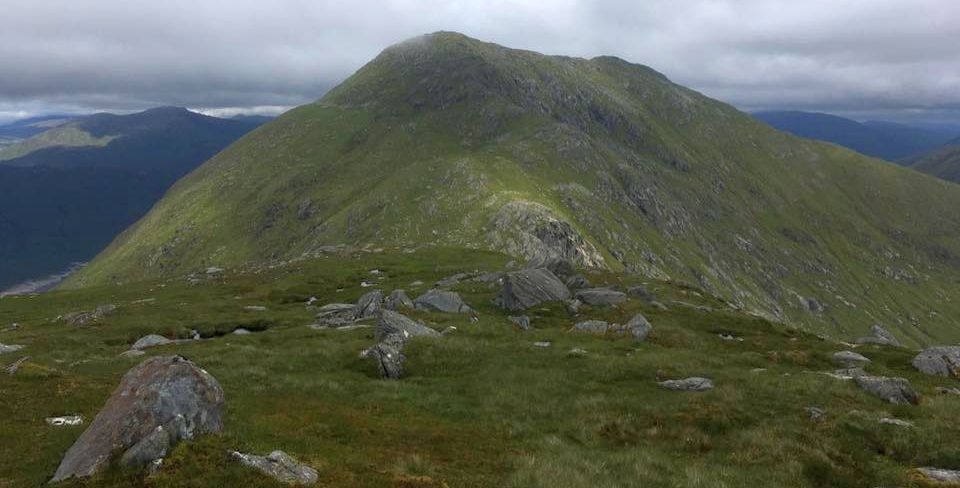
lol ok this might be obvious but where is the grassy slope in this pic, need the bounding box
[0,127,114,161]
[66,33,960,346]
[4,248,960,487]
[907,145,960,183]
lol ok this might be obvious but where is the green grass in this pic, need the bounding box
[4,248,960,487]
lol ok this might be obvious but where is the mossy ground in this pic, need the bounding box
[3,248,960,487]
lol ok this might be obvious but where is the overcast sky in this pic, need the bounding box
[2,0,959,125]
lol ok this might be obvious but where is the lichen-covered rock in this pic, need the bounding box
[131,334,172,351]
[375,311,440,342]
[231,450,319,485]
[414,289,473,313]
[574,320,609,334]
[912,346,960,377]
[659,377,714,392]
[52,356,224,481]
[384,289,414,310]
[494,268,571,311]
[832,351,871,368]
[854,324,902,347]
[574,288,627,306]
[355,289,384,319]
[854,375,919,405]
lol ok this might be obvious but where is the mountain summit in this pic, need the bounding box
[68,32,960,344]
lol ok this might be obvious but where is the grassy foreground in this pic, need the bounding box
[2,247,960,487]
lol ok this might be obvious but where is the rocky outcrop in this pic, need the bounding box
[51,356,224,481]
[574,288,627,306]
[413,289,473,313]
[61,304,117,326]
[231,450,318,485]
[362,311,440,380]
[384,290,414,310]
[832,351,871,368]
[314,304,358,327]
[131,334,172,351]
[487,201,606,269]
[355,290,384,319]
[854,325,902,347]
[659,377,714,392]
[854,375,919,405]
[494,268,571,311]
[912,346,960,377]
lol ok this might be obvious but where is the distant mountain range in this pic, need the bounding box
[904,136,960,183]
[0,107,267,290]
[752,111,956,161]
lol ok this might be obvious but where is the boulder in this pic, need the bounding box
[62,304,117,326]
[131,334,172,351]
[574,288,627,306]
[315,304,357,327]
[375,311,440,342]
[231,450,318,485]
[355,290,384,319]
[912,346,960,377]
[626,285,654,302]
[6,355,29,375]
[805,406,826,422]
[565,275,591,290]
[52,356,224,481]
[243,306,268,312]
[854,375,919,405]
[659,377,714,392]
[917,467,960,483]
[414,289,473,313]
[854,324,902,347]
[232,328,251,335]
[46,416,84,427]
[508,315,531,330]
[384,290,414,310]
[574,320,609,334]
[832,351,871,368]
[494,268,571,311]
[360,339,406,380]
[0,343,25,355]
[619,313,653,341]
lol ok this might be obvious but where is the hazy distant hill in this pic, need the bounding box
[69,32,960,345]
[904,136,960,183]
[0,107,266,290]
[753,110,954,161]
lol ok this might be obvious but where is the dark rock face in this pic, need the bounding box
[413,289,473,313]
[574,288,627,306]
[854,375,919,405]
[494,268,571,311]
[52,356,224,481]
[912,346,960,377]
[854,324,902,347]
[231,450,319,485]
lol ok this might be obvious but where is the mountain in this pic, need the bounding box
[0,107,264,290]
[0,114,76,147]
[753,111,954,161]
[904,137,960,182]
[67,32,960,345]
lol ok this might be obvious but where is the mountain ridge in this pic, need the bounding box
[66,32,960,345]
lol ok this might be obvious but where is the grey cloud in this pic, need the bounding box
[1,0,959,124]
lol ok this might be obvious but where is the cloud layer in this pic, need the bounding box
[2,0,959,123]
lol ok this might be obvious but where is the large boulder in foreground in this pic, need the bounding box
[51,356,225,482]
[494,268,571,311]
[912,346,960,377]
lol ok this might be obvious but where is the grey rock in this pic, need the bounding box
[626,285,654,302]
[131,334,172,351]
[51,356,225,481]
[936,386,960,395]
[564,275,591,290]
[541,257,577,280]
[569,347,588,355]
[620,313,652,341]
[375,311,440,343]
[435,272,473,288]
[832,351,871,368]
[805,406,826,421]
[533,341,552,348]
[565,299,582,314]
[205,267,224,275]
[119,416,185,468]
[0,343,25,354]
[650,301,669,311]
[854,324,902,347]
[315,304,357,327]
[361,341,406,380]
[62,304,117,326]
[509,315,531,330]
[384,290,414,310]
[494,268,571,311]
[231,450,318,485]
[854,375,919,405]
[574,288,627,306]
[912,346,960,377]
[355,290,384,319]
[244,306,268,312]
[46,415,84,427]
[119,350,147,359]
[833,367,868,379]
[414,289,473,313]
[659,377,714,392]
[879,418,914,428]
[918,467,960,482]
[232,328,251,335]
[6,355,29,375]
[574,320,609,334]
